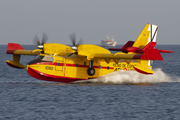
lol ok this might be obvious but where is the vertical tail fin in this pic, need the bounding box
[132,24,158,74]
[133,24,158,49]
[109,24,158,53]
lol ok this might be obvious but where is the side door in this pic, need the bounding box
[55,57,65,76]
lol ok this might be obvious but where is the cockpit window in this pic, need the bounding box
[49,57,54,61]
[36,55,54,62]
[42,56,54,61]
[43,56,50,61]
[37,55,44,60]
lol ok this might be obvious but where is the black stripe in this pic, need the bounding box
[152,27,158,41]
[151,24,152,41]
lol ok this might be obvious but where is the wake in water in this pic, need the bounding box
[74,68,180,84]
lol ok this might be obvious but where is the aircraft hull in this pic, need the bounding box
[27,67,86,83]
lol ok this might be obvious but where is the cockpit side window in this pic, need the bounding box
[43,56,50,61]
[36,55,54,61]
[49,57,54,61]
[43,56,54,61]
[37,55,44,60]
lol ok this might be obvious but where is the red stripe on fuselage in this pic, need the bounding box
[30,62,55,65]
[31,62,114,69]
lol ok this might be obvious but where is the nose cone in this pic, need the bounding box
[26,63,44,80]
[26,64,29,70]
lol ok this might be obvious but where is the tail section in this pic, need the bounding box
[109,23,173,75]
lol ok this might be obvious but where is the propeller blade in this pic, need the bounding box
[77,38,83,45]
[33,34,40,45]
[69,32,76,46]
[42,32,48,45]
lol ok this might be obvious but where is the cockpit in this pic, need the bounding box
[36,55,54,62]
[27,55,54,65]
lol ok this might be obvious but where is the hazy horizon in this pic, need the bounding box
[1,0,180,45]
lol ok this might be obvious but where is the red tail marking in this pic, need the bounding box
[141,42,163,60]
[121,41,134,53]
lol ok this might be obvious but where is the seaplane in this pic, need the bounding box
[6,23,173,83]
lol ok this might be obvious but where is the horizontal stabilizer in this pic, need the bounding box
[141,48,163,60]
[109,41,134,53]
[120,41,135,53]
[159,50,174,53]
[141,42,163,60]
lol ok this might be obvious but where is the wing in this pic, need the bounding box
[76,44,163,61]
[6,43,41,69]
[6,43,41,55]
[87,49,163,61]
[90,53,141,60]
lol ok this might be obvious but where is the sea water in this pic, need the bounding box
[0,45,180,120]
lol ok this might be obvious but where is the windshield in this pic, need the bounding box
[42,56,54,61]
[36,55,54,62]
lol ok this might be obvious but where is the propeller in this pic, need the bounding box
[69,33,83,52]
[33,32,48,49]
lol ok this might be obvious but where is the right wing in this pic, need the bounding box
[6,43,41,55]
[6,43,41,69]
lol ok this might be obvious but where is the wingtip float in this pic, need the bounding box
[6,24,174,83]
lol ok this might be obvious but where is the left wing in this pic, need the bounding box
[76,44,163,61]
[88,53,141,60]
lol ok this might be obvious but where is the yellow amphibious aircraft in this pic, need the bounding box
[6,24,173,83]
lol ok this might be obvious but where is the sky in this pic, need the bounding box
[0,0,180,45]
